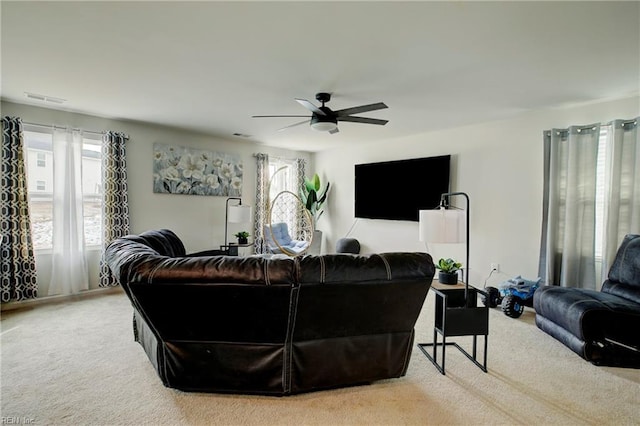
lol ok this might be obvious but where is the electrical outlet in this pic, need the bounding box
[490,263,500,273]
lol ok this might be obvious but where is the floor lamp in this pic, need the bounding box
[419,191,470,302]
[418,192,488,374]
[225,197,251,247]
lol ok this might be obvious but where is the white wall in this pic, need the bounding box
[315,96,640,287]
[4,96,639,292]
[1,100,313,291]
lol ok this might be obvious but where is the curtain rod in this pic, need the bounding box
[22,121,129,140]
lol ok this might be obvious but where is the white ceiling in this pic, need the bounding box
[2,1,639,152]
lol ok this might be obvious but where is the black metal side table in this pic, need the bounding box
[219,242,253,256]
[418,281,489,375]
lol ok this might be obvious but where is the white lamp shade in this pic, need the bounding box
[311,121,338,132]
[419,208,466,243]
[228,204,251,223]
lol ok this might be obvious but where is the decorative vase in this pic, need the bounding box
[438,271,458,285]
[238,237,248,244]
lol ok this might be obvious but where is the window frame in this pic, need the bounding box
[22,126,104,251]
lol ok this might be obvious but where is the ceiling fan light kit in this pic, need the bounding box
[310,116,338,133]
[253,92,388,134]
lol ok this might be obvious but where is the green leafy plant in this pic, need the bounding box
[300,173,330,227]
[234,231,250,239]
[435,258,462,274]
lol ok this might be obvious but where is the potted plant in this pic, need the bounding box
[300,173,330,255]
[300,173,330,229]
[436,258,462,284]
[234,231,250,244]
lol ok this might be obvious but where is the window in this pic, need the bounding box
[36,152,46,167]
[82,139,103,247]
[268,157,298,199]
[264,156,308,241]
[594,125,609,260]
[23,128,103,250]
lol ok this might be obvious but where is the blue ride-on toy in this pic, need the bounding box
[482,276,542,318]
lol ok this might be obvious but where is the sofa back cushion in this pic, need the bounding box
[136,228,187,257]
[293,253,435,340]
[602,234,640,304]
[297,252,433,285]
[106,237,296,286]
[130,281,295,343]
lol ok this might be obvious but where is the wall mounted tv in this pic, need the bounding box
[355,155,451,222]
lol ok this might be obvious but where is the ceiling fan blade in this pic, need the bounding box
[295,98,326,116]
[337,116,388,126]
[252,115,311,118]
[334,102,388,117]
[277,119,310,132]
[329,127,340,134]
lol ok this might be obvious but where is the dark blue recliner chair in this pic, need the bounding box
[534,234,640,367]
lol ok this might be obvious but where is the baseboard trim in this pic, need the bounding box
[1,286,124,313]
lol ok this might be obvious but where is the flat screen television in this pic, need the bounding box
[354,155,451,221]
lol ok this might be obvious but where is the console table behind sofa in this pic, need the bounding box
[105,229,435,395]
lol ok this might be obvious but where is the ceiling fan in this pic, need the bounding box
[252,92,388,134]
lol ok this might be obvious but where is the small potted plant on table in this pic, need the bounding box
[234,231,250,244]
[436,258,462,284]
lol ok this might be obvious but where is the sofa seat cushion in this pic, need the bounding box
[534,285,640,343]
[282,239,308,252]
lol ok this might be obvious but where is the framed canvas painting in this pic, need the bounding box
[153,143,242,196]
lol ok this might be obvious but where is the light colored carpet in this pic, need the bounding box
[1,289,639,425]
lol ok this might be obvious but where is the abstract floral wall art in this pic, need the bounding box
[153,143,243,196]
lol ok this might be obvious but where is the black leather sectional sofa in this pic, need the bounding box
[534,234,640,367]
[105,229,435,395]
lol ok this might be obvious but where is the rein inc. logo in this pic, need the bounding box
[1,417,36,425]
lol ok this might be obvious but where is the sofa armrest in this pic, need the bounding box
[601,280,640,305]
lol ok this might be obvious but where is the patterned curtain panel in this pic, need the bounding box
[0,117,38,302]
[99,131,130,287]
[253,153,269,254]
[294,158,306,239]
[294,158,306,193]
